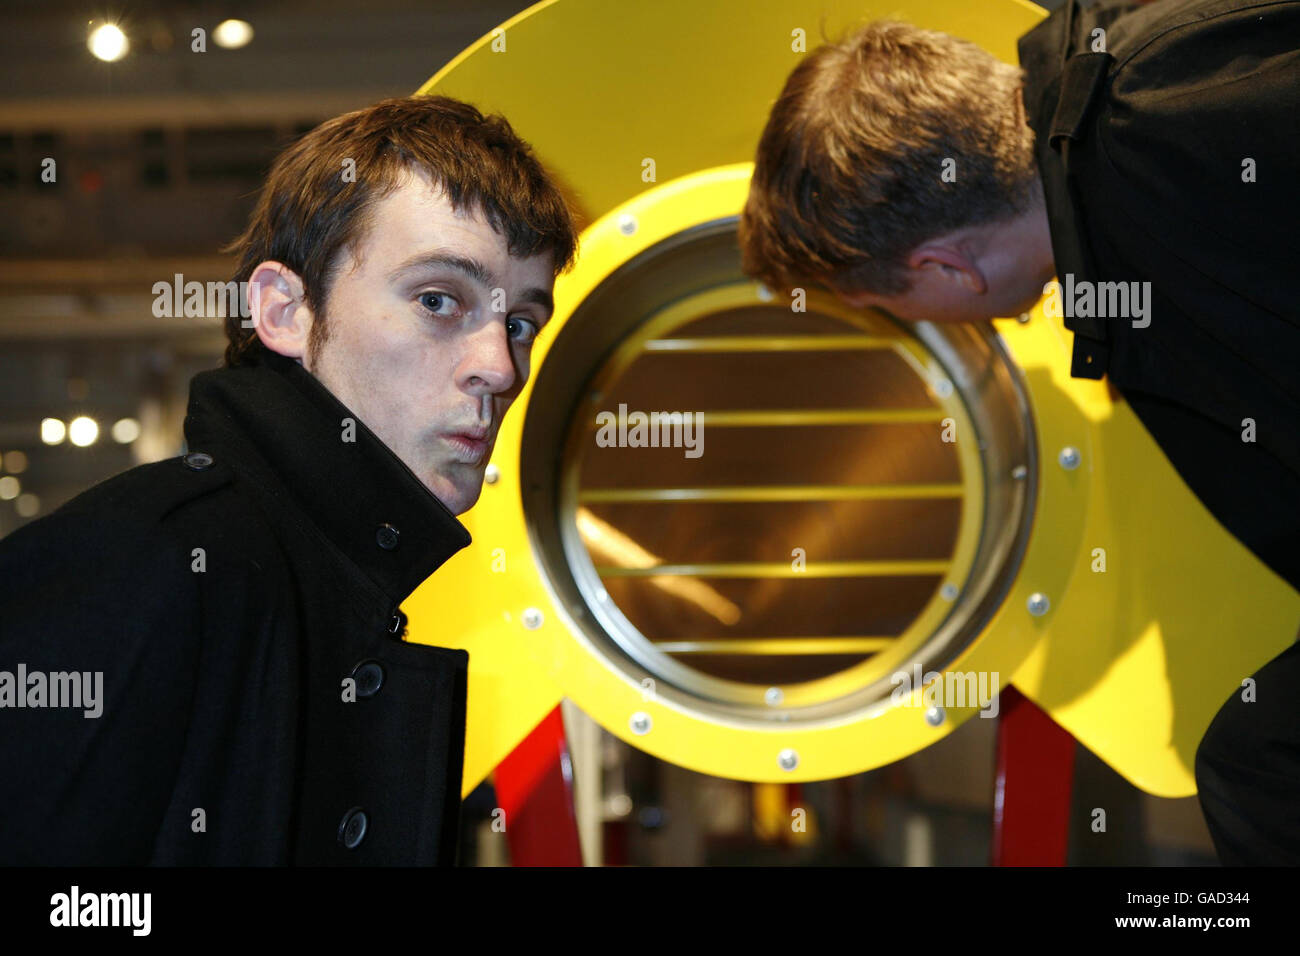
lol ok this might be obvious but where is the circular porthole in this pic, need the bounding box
[522,219,1036,723]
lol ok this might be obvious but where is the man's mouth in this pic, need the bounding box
[443,428,492,463]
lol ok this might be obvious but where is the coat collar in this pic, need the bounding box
[182,347,472,609]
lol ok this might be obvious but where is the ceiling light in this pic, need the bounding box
[213,19,254,49]
[41,418,66,445]
[88,23,129,62]
[68,416,99,447]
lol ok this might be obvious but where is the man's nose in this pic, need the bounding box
[460,321,517,395]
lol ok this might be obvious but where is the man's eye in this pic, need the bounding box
[507,316,539,345]
[418,291,459,316]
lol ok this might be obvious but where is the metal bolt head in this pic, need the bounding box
[484,464,500,485]
[764,687,784,706]
[940,584,958,601]
[933,379,953,398]
[1058,446,1081,470]
[1011,464,1028,480]
[755,283,774,302]
[630,712,652,735]
[522,607,544,630]
[925,705,946,727]
[618,214,637,235]
[778,749,799,771]
[1027,592,1050,616]
[1017,312,1031,324]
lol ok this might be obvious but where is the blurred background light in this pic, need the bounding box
[213,19,254,49]
[88,23,129,62]
[40,419,66,445]
[111,417,141,444]
[68,416,99,447]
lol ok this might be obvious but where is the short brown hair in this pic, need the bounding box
[222,95,579,367]
[739,21,1037,297]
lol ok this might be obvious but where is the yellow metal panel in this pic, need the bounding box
[407,0,1300,798]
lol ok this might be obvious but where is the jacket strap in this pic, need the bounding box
[1048,50,1115,379]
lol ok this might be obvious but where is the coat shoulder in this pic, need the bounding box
[50,451,237,530]
[0,449,288,601]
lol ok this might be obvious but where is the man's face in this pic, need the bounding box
[306,169,555,515]
[830,201,1056,323]
[832,259,1047,325]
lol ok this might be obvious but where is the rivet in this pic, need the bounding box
[484,464,500,485]
[1017,312,1031,324]
[940,584,958,600]
[522,607,543,630]
[1058,446,1081,470]
[1011,465,1028,480]
[630,712,652,735]
[764,687,784,706]
[778,749,799,771]
[925,705,946,726]
[1027,592,1050,616]
[618,214,637,236]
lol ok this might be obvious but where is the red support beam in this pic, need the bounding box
[991,685,1077,866]
[493,705,584,866]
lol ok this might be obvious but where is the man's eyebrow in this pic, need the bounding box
[388,250,554,319]
[520,287,555,321]
[388,251,499,289]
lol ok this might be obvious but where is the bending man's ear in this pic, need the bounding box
[906,241,988,295]
[246,261,315,365]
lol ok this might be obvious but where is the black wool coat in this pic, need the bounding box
[1019,0,1300,588]
[0,347,474,864]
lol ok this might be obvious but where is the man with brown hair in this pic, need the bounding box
[740,0,1300,864]
[0,95,577,865]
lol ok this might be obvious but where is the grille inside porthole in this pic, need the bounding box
[521,220,1036,723]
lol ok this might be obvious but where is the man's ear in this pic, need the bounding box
[247,261,314,360]
[906,241,988,295]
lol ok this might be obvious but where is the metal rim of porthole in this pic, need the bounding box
[520,217,1038,725]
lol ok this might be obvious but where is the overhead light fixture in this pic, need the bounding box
[112,418,141,444]
[41,418,66,445]
[0,476,19,501]
[15,494,40,518]
[213,19,254,49]
[2,450,27,474]
[88,23,129,62]
[68,416,99,447]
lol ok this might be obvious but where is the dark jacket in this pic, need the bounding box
[1019,0,1300,474]
[1019,0,1300,588]
[0,347,473,864]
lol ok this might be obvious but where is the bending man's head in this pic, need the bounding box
[224,95,578,514]
[740,20,1052,323]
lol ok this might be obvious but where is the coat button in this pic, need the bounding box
[183,452,214,471]
[350,660,385,698]
[376,523,401,550]
[338,807,368,849]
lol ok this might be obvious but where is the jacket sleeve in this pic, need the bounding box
[0,507,204,865]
